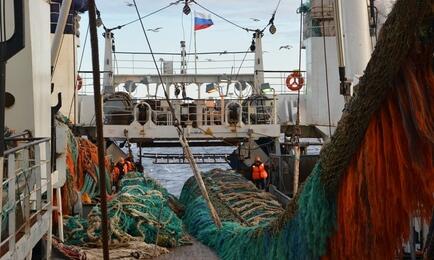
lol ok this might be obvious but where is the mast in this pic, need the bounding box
[253,30,264,94]
[103,29,114,94]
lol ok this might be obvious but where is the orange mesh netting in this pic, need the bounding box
[326,47,434,259]
[60,137,111,216]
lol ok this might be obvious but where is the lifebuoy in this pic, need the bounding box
[286,71,304,91]
[76,75,83,90]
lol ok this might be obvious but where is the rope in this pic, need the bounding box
[321,0,333,137]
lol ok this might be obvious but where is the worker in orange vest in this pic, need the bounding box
[251,156,268,190]
[125,156,135,172]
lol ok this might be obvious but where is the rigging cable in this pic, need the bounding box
[190,0,255,32]
[78,25,90,72]
[234,49,251,80]
[295,1,304,133]
[69,25,90,119]
[113,0,183,30]
[321,0,333,137]
[260,0,283,33]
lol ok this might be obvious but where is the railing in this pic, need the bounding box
[0,137,52,259]
[77,71,107,96]
[262,70,307,95]
[112,51,255,76]
[104,97,277,127]
[140,152,230,164]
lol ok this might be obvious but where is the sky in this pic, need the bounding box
[78,0,304,79]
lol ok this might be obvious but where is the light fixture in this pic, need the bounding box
[250,39,256,52]
[260,83,273,93]
[206,83,219,93]
[96,10,103,27]
[269,23,276,34]
[183,1,191,15]
[96,17,103,27]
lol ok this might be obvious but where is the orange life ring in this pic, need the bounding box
[286,71,304,91]
[76,75,83,90]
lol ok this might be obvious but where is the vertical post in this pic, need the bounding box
[35,145,42,221]
[253,30,264,94]
[22,149,30,234]
[292,145,300,196]
[8,153,16,254]
[194,29,200,99]
[194,29,197,75]
[139,144,142,165]
[56,188,64,241]
[0,61,5,242]
[102,29,114,94]
[45,141,52,259]
[88,1,110,259]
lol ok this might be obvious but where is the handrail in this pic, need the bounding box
[4,137,50,155]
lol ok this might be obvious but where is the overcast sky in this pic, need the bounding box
[78,0,303,77]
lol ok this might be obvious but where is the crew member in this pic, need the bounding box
[251,156,268,190]
[125,156,135,172]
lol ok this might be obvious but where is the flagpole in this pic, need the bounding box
[194,14,200,99]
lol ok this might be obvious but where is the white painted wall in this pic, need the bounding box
[301,37,345,129]
[78,95,96,126]
[52,35,78,123]
[6,0,51,137]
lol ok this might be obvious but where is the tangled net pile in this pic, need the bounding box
[64,172,190,249]
[181,169,283,226]
[57,115,111,215]
[180,1,434,259]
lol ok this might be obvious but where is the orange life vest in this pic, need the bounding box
[112,167,120,182]
[126,161,134,171]
[252,163,268,180]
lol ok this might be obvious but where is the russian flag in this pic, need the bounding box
[194,12,214,31]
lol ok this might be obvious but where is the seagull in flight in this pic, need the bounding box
[279,45,293,50]
[147,27,163,32]
[124,1,134,7]
[206,58,214,62]
[250,18,261,22]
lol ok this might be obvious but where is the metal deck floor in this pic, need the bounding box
[155,239,219,260]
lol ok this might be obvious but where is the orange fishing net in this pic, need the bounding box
[326,48,434,259]
[59,137,112,216]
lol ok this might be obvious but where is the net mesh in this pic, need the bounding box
[65,172,190,248]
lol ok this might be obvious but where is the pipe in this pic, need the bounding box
[51,0,73,70]
[87,1,110,259]
[333,0,347,83]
